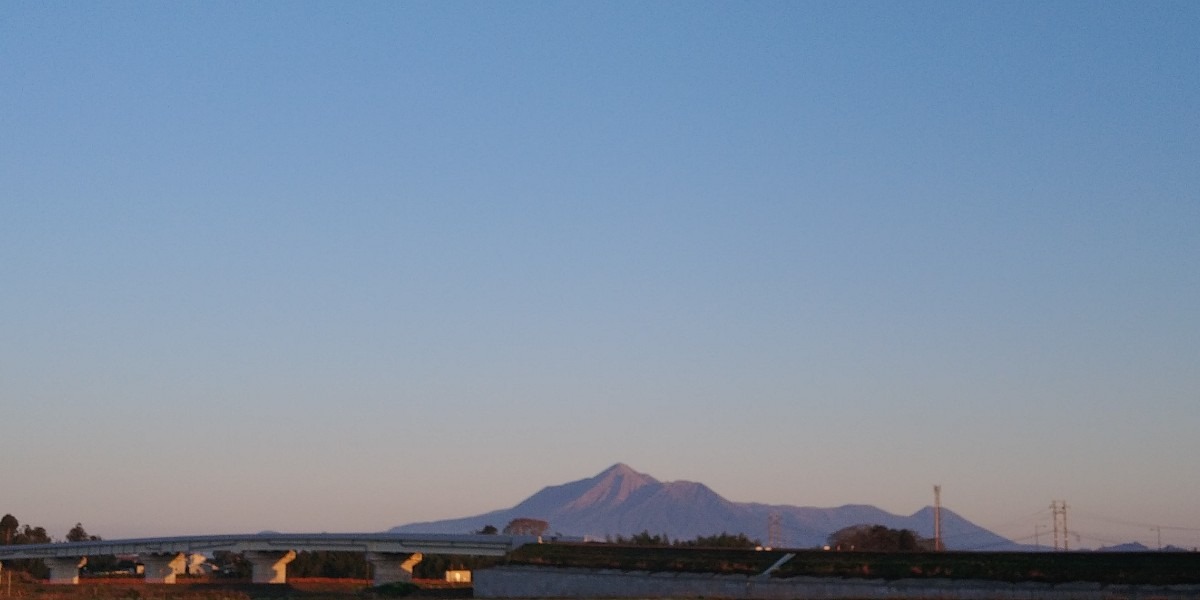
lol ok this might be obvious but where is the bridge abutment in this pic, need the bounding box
[46,556,86,585]
[247,550,296,584]
[366,552,423,587]
[141,552,187,584]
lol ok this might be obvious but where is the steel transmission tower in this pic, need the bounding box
[933,485,943,551]
[767,512,783,549]
[1050,500,1069,551]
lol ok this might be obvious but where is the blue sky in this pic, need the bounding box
[2,2,1197,549]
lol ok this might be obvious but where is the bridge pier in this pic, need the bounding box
[246,550,296,584]
[141,552,186,584]
[46,556,86,585]
[366,552,423,587]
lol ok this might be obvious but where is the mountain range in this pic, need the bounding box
[389,463,1021,550]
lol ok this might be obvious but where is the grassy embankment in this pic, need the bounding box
[503,542,1200,585]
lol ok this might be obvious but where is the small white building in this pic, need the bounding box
[445,570,472,583]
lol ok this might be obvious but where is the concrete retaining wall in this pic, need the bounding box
[475,565,1200,600]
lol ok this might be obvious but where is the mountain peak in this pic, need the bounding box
[600,463,645,478]
[564,463,658,510]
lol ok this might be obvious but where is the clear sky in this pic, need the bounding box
[2,2,1197,550]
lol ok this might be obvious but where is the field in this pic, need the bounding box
[0,577,466,600]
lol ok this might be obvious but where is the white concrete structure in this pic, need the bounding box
[186,553,212,576]
[140,553,187,584]
[0,533,536,586]
[366,552,423,586]
[246,550,295,584]
[45,557,86,585]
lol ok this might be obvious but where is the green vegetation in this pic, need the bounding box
[500,518,549,536]
[774,550,1200,585]
[507,542,1200,585]
[607,530,761,548]
[420,532,758,578]
[826,524,933,551]
[288,551,371,580]
[504,542,786,575]
[677,532,760,548]
[1,512,59,578]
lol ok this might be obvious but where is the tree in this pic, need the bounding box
[0,514,17,545]
[502,518,549,536]
[13,524,50,545]
[610,530,670,546]
[826,524,932,552]
[476,525,498,535]
[677,532,759,549]
[66,523,94,542]
[288,550,368,579]
[7,523,51,579]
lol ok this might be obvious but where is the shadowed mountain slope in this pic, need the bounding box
[389,463,1019,550]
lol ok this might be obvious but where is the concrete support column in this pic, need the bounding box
[141,553,186,584]
[46,556,86,585]
[246,550,295,584]
[366,552,422,587]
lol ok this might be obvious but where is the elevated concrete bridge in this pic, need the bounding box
[0,532,537,586]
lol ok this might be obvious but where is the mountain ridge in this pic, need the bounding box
[389,463,1021,550]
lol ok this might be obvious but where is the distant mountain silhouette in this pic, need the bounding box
[1096,541,1194,552]
[389,463,1020,550]
[1098,541,1152,552]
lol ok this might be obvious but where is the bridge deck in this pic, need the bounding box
[0,532,538,559]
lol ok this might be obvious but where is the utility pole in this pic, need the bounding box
[1050,501,1069,551]
[933,485,943,551]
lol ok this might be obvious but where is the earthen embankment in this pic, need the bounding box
[475,565,1200,600]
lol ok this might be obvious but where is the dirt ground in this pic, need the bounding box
[0,576,471,599]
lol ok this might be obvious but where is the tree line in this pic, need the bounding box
[1,514,107,546]
[1,514,125,578]
[606,530,762,548]
[826,524,934,551]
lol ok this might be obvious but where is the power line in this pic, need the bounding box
[982,509,1055,539]
[1070,508,1200,533]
